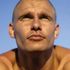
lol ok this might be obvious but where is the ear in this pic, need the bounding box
[8,23,15,38]
[54,24,60,39]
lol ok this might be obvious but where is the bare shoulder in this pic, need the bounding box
[63,55,70,70]
[0,46,70,67]
[58,55,70,70]
[0,56,13,70]
[0,49,16,64]
[55,45,70,61]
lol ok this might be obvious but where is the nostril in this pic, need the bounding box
[31,26,41,31]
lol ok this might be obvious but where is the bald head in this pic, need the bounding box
[12,0,56,22]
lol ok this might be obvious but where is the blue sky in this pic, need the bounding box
[0,0,70,54]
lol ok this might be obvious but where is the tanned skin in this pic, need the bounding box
[1,45,70,65]
[0,0,70,70]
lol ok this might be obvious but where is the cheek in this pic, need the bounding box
[14,21,31,38]
[42,22,55,36]
[41,22,55,44]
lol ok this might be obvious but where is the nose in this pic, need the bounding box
[31,17,41,31]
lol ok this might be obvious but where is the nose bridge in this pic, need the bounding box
[32,14,41,27]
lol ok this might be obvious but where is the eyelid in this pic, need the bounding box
[18,13,33,20]
[39,14,53,21]
[39,14,48,19]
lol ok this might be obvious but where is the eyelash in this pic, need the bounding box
[39,15,49,19]
[18,14,33,21]
[18,14,52,21]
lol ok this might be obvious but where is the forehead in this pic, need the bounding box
[14,0,55,20]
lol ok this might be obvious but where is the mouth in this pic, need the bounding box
[27,34,45,41]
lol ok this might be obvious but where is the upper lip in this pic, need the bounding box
[27,34,45,41]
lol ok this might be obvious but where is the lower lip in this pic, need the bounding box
[28,37,44,41]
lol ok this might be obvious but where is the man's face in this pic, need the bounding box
[9,0,59,51]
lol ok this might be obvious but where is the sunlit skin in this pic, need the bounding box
[9,0,59,70]
[11,0,58,51]
[0,0,70,70]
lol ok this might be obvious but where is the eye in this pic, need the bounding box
[39,14,49,20]
[18,13,33,21]
[39,14,53,21]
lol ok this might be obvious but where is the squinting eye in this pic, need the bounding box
[39,14,53,22]
[39,14,49,20]
[18,13,33,21]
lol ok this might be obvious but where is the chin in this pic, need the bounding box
[20,40,53,51]
[24,44,50,51]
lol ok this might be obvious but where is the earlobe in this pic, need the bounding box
[54,24,60,39]
[8,23,15,38]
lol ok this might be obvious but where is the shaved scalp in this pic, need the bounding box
[12,0,56,22]
[12,1,21,22]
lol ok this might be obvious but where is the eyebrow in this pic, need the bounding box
[18,13,34,20]
[17,11,54,21]
[39,13,54,21]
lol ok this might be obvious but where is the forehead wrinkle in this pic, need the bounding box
[13,0,56,22]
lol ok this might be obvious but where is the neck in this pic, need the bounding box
[16,47,54,70]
